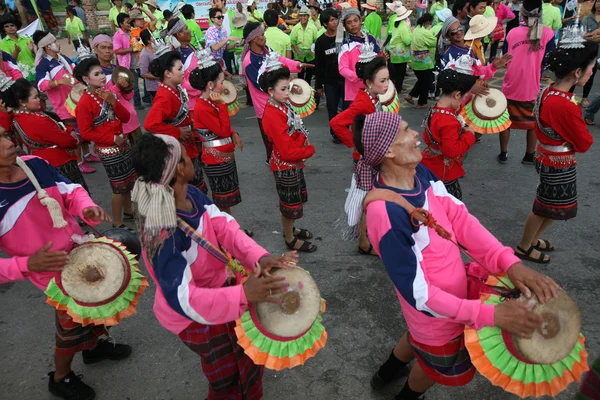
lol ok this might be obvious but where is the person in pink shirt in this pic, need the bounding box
[0,133,134,399]
[498,0,554,165]
[1,50,24,80]
[241,21,310,163]
[131,133,297,399]
[350,111,559,399]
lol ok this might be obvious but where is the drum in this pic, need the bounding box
[45,237,148,327]
[111,66,135,93]
[235,264,327,370]
[379,84,400,114]
[288,78,317,118]
[459,88,511,134]
[465,275,588,398]
[221,80,240,117]
[65,83,85,117]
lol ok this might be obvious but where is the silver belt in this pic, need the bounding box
[203,137,232,148]
[539,143,573,153]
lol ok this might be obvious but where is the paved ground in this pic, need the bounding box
[1,68,599,400]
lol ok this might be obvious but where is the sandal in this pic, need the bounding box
[281,227,313,240]
[403,95,414,105]
[285,237,317,253]
[123,212,135,221]
[532,239,554,252]
[585,118,595,126]
[243,229,254,237]
[112,224,136,234]
[358,244,378,256]
[514,245,550,264]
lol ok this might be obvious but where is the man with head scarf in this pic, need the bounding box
[353,111,558,400]
[336,6,380,109]
[498,0,554,165]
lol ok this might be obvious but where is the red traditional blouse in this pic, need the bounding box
[193,98,235,165]
[12,111,78,167]
[329,90,378,161]
[144,83,199,159]
[421,106,475,182]
[262,101,315,172]
[75,90,131,147]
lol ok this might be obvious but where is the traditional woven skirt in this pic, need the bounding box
[55,309,105,357]
[507,99,535,131]
[56,160,89,193]
[96,141,137,195]
[533,161,577,220]
[179,320,264,400]
[408,333,476,387]
[190,156,208,194]
[444,179,462,200]
[204,159,242,209]
[274,168,308,220]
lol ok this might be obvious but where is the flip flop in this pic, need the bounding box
[123,212,135,221]
[585,118,595,126]
[532,239,554,252]
[281,227,313,239]
[515,245,550,264]
[404,95,414,105]
[358,244,378,256]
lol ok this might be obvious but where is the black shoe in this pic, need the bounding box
[370,365,410,391]
[331,135,342,144]
[497,152,508,164]
[142,97,152,104]
[48,371,96,400]
[82,339,132,365]
[264,159,270,166]
[521,152,535,165]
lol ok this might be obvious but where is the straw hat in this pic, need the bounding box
[464,15,498,40]
[144,0,158,9]
[232,11,248,27]
[394,4,412,20]
[363,0,379,10]
[435,8,452,22]
[128,8,144,19]
[298,5,311,15]
[385,1,402,13]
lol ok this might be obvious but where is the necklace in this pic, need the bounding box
[85,88,105,108]
[200,96,219,112]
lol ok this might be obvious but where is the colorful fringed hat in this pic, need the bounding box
[45,237,148,327]
[234,266,327,370]
[464,275,589,398]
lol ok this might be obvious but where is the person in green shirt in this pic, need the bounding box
[145,0,164,37]
[389,5,412,92]
[247,0,264,22]
[308,4,321,30]
[290,6,318,84]
[542,0,562,32]
[482,2,495,51]
[0,17,35,81]
[181,4,205,48]
[404,13,437,107]
[109,0,127,32]
[363,0,382,41]
[230,11,247,74]
[264,9,292,58]
[430,0,448,24]
[65,6,87,50]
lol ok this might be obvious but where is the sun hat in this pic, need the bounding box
[464,14,498,40]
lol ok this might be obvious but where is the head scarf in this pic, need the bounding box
[92,34,112,48]
[131,134,182,258]
[165,18,186,49]
[335,7,361,49]
[239,25,267,86]
[34,32,57,64]
[340,111,403,240]
[437,16,459,58]
[521,3,543,51]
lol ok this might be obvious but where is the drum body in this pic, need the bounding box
[288,78,316,118]
[65,83,85,117]
[459,89,511,134]
[222,81,240,117]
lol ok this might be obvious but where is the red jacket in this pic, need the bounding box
[193,98,235,165]
[144,83,198,159]
[329,90,377,161]
[262,102,315,172]
[421,106,475,182]
[12,111,78,167]
[76,91,131,147]
[535,87,593,167]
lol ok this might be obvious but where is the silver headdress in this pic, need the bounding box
[559,5,585,49]
[442,52,477,75]
[257,51,284,81]
[0,71,14,92]
[76,36,95,62]
[153,38,173,57]
[357,39,378,64]
[196,47,218,70]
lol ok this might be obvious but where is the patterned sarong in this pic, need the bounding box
[273,168,308,220]
[96,141,137,195]
[204,159,241,209]
[533,161,577,220]
[507,99,535,131]
[408,333,476,387]
[55,310,104,357]
[56,160,89,193]
[179,320,264,400]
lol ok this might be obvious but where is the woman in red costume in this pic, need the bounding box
[144,48,206,192]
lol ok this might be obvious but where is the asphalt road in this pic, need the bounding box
[1,71,599,400]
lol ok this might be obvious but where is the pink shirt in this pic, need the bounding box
[502,25,555,102]
[113,29,132,69]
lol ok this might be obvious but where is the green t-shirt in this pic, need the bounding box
[542,3,562,32]
[109,5,126,27]
[185,18,205,49]
[230,26,243,54]
[247,9,264,22]
[0,35,34,68]
[265,26,292,57]
[390,19,412,63]
[482,6,495,44]
[65,16,85,37]
[411,25,437,70]
[364,11,382,42]
[153,9,165,37]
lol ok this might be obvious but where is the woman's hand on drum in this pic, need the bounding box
[82,206,111,222]
[27,242,70,272]
[471,81,489,96]
[257,252,299,277]
[508,262,560,304]
[494,300,542,338]
[244,264,289,303]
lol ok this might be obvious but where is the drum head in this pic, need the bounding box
[111,66,135,86]
[221,80,238,105]
[512,290,581,364]
[61,242,128,304]
[70,83,86,104]
[255,267,321,338]
[288,78,312,107]
[472,88,507,119]
[379,82,396,105]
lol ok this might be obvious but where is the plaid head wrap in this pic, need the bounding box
[131,134,182,258]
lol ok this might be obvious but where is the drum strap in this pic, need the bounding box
[176,217,251,277]
[363,188,513,291]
